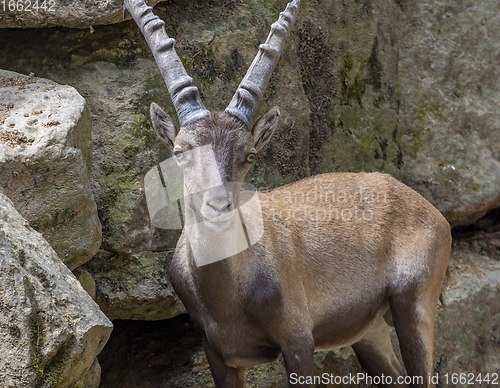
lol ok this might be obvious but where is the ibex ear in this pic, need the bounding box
[252,106,280,152]
[150,102,178,150]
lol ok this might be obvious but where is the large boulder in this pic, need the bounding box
[0,0,164,28]
[83,250,185,321]
[398,0,500,227]
[0,192,113,388]
[0,70,101,269]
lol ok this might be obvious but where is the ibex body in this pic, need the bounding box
[124,0,451,386]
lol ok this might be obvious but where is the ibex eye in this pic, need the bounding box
[174,151,184,161]
[246,153,255,163]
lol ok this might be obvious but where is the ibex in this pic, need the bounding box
[124,0,451,386]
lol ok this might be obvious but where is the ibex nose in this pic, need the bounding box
[206,186,234,213]
[201,187,235,223]
[207,196,232,213]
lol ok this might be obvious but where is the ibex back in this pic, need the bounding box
[124,0,451,386]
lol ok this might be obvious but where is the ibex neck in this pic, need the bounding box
[187,236,254,310]
[183,202,255,267]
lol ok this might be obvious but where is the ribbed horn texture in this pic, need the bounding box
[225,0,300,128]
[124,0,211,127]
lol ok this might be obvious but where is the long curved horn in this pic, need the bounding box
[124,0,210,126]
[225,0,300,128]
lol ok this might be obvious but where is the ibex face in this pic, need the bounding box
[150,104,280,230]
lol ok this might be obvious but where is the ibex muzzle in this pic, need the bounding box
[125,0,451,386]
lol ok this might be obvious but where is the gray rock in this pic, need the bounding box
[398,0,500,227]
[83,250,185,321]
[73,60,181,254]
[73,267,97,301]
[0,0,164,28]
[0,70,101,269]
[70,357,101,388]
[0,192,113,388]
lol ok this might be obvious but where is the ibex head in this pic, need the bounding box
[124,0,300,229]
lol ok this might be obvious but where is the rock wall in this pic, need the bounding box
[84,250,185,321]
[398,0,500,227]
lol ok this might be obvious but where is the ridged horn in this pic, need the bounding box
[225,0,300,128]
[124,0,210,127]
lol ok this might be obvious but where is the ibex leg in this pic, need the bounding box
[202,335,245,388]
[390,290,439,388]
[352,314,408,387]
[280,332,315,388]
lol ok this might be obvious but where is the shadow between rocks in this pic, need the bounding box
[98,314,204,388]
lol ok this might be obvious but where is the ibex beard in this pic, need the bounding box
[124,0,451,386]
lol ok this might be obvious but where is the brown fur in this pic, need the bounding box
[151,110,452,388]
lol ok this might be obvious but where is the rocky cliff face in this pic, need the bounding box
[398,0,500,227]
